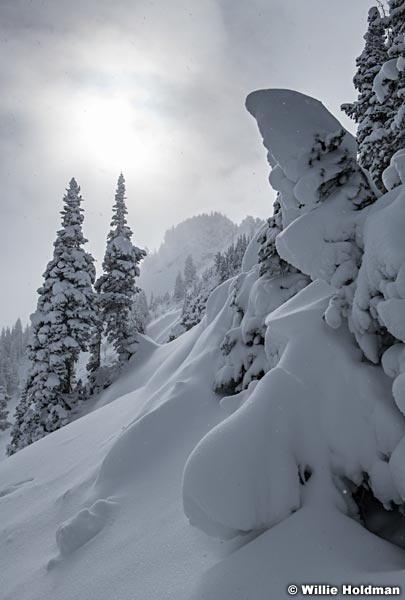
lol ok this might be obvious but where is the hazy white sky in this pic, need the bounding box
[0,0,374,325]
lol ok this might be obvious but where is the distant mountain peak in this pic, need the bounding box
[139,212,264,297]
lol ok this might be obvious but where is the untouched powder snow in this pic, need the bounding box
[0,282,239,600]
[3,279,405,600]
[190,503,405,600]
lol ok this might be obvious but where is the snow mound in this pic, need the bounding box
[246,88,375,332]
[383,149,405,191]
[352,185,405,414]
[55,498,118,557]
[246,89,356,185]
[183,280,405,538]
[190,503,405,600]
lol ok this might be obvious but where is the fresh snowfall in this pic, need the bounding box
[3,4,405,600]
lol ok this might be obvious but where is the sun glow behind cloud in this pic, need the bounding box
[72,92,165,174]
[0,0,374,324]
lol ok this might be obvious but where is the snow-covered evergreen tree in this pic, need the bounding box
[180,268,215,332]
[0,386,10,431]
[342,6,390,191]
[386,0,405,172]
[371,0,405,189]
[212,197,307,395]
[183,255,197,289]
[86,296,103,395]
[172,234,251,342]
[173,272,185,302]
[257,200,292,277]
[0,320,29,395]
[93,174,146,366]
[149,292,155,311]
[0,348,13,394]
[214,251,228,283]
[8,178,97,455]
[131,290,150,335]
[212,234,250,284]
[225,234,249,278]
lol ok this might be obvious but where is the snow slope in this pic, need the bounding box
[2,280,405,600]
[184,280,405,535]
[4,88,405,600]
[147,308,182,344]
[191,503,405,600]
[0,281,241,600]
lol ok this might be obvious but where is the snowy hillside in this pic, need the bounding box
[147,308,182,344]
[139,213,263,298]
[4,83,405,600]
[0,282,238,600]
[2,280,405,600]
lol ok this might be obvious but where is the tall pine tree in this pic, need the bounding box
[173,272,185,302]
[369,0,405,189]
[386,0,405,165]
[0,386,10,431]
[184,255,197,289]
[8,178,97,454]
[342,6,390,191]
[93,174,146,366]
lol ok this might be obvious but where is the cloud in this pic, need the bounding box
[0,0,372,324]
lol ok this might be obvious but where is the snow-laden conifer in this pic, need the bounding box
[372,0,405,189]
[173,272,185,302]
[342,7,390,191]
[8,178,97,454]
[0,386,10,431]
[183,255,197,289]
[94,174,146,364]
[131,290,150,335]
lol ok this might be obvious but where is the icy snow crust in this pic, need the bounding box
[3,89,405,598]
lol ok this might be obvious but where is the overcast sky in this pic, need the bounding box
[0,0,374,326]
